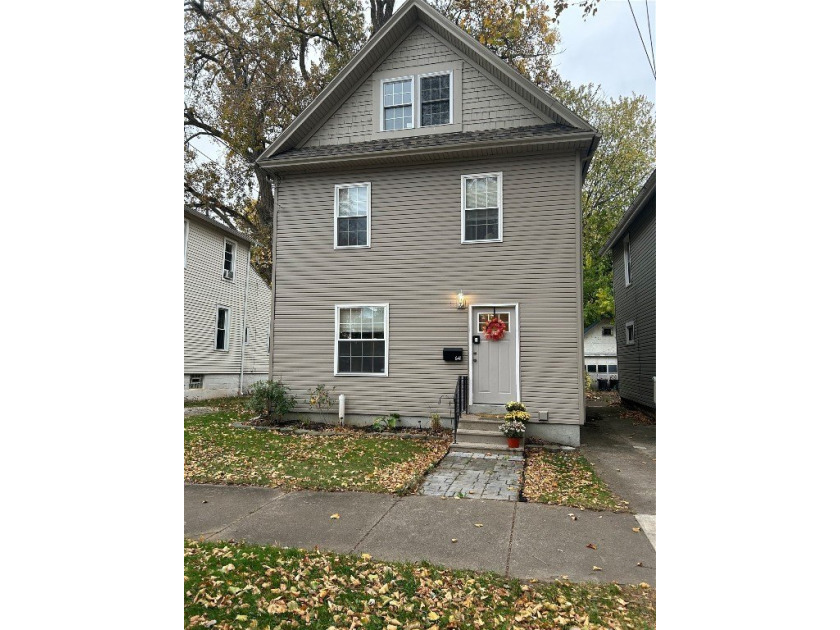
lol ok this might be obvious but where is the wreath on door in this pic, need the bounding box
[484,316,507,341]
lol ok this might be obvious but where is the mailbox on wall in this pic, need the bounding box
[442,348,464,362]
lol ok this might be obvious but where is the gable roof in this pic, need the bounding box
[257,0,597,165]
[598,169,656,256]
[583,317,615,336]
[184,207,254,245]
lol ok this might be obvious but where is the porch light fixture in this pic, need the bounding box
[456,290,467,310]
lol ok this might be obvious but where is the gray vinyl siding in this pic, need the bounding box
[184,217,271,377]
[273,151,584,424]
[303,25,547,148]
[612,196,656,407]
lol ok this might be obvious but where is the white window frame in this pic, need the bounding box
[625,320,636,346]
[461,172,504,244]
[380,76,414,131]
[334,303,390,377]
[215,306,231,351]
[184,219,189,268]
[222,239,236,281]
[623,234,631,286]
[418,70,453,128]
[334,183,372,249]
[189,374,203,389]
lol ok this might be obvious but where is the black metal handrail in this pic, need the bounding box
[453,374,468,443]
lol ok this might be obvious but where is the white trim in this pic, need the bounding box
[418,69,453,128]
[334,182,372,249]
[223,238,237,281]
[461,172,503,244]
[625,320,636,345]
[215,305,231,352]
[380,75,415,131]
[334,303,390,377]
[623,233,631,287]
[184,219,189,268]
[467,303,520,405]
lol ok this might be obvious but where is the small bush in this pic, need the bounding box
[247,380,297,423]
[429,413,442,433]
[584,370,594,390]
[308,384,337,422]
[372,414,400,432]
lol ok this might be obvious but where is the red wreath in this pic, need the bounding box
[484,316,507,341]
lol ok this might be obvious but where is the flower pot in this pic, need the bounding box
[507,437,521,448]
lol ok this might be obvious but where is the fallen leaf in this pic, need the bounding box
[428,611,440,621]
[586,543,597,550]
[330,513,340,519]
[632,527,641,533]
[637,562,643,567]
[474,523,483,528]
[639,582,650,589]
[235,615,248,622]
[592,566,602,571]
[451,538,458,543]
[361,553,372,560]
[220,563,235,573]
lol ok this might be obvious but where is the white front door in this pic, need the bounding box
[473,307,517,404]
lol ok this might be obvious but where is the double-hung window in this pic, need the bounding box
[420,73,451,126]
[382,78,413,130]
[623,234,631,286]
[335,305,388,375]
[462,173,503,243]
[215,307,230,351]
[223,239,236,280]
[625,321,635,345]
[335,183,370,248]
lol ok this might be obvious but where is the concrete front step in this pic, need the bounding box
[459,417,505,432]
[469,404,507,414]
[450,442,524,455]
[456,428,511,447]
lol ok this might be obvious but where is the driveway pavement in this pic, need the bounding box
[185,484,656,585]
[582,400,656,548]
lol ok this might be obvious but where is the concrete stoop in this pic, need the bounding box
[452,413,524,454]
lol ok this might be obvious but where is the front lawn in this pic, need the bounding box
[185,540,656,630]
[184,405,449,494]
[523,449,629,511]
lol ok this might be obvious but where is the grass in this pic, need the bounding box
[522,449,629,512]
[184,400,449,494]
[185,539,655,629]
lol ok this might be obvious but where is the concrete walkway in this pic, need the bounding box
[418,451,523,501]
[185,484,656,585]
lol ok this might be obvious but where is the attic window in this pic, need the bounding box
[602,327,613,336]
[420,73,451,126]
[382,78,413,130]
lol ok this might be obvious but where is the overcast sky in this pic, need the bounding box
[553,0,656,103]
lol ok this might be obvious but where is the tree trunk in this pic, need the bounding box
[370,0,395,34]
[254,166,275,228]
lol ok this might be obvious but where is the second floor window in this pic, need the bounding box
[382,78,413,130]
[623,234,631,286]
[462,173,503,243]
[335,183,371,248]
[223,240,236,280]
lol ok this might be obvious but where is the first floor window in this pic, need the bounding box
[586,365,596,373]
[189,375,203,389]
[336,305,388,375]
[462,173,502,242]
[216,307,230,350]
[607,365,618,373]
[625,321,635,345]
[335,183,370,247]
[597,364,607,373]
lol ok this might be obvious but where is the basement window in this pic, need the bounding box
[189,375,203,389]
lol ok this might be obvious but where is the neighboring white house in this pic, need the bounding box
[184,208,272,400]
[584,318,618,386]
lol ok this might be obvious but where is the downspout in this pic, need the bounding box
[239,244,251,395]
[268,175,280,382]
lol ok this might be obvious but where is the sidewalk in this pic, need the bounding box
[185,483,656,586]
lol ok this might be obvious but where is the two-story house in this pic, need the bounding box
[599,170,656,412]
[255,0,600,445]
[184,208,272,400]
[584,317,618,387]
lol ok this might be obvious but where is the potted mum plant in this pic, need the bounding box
[499,419,526,448]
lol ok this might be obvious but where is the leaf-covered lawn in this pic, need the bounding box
[185,540,655,630]
[184,405,449,494]
[522,449,629,511]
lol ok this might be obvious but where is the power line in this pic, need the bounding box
[627,0,656,80]
[645,0,656,77]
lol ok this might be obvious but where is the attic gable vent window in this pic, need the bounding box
[420,73,451,126]
[602,327,613,336]
[382,78,413,130]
